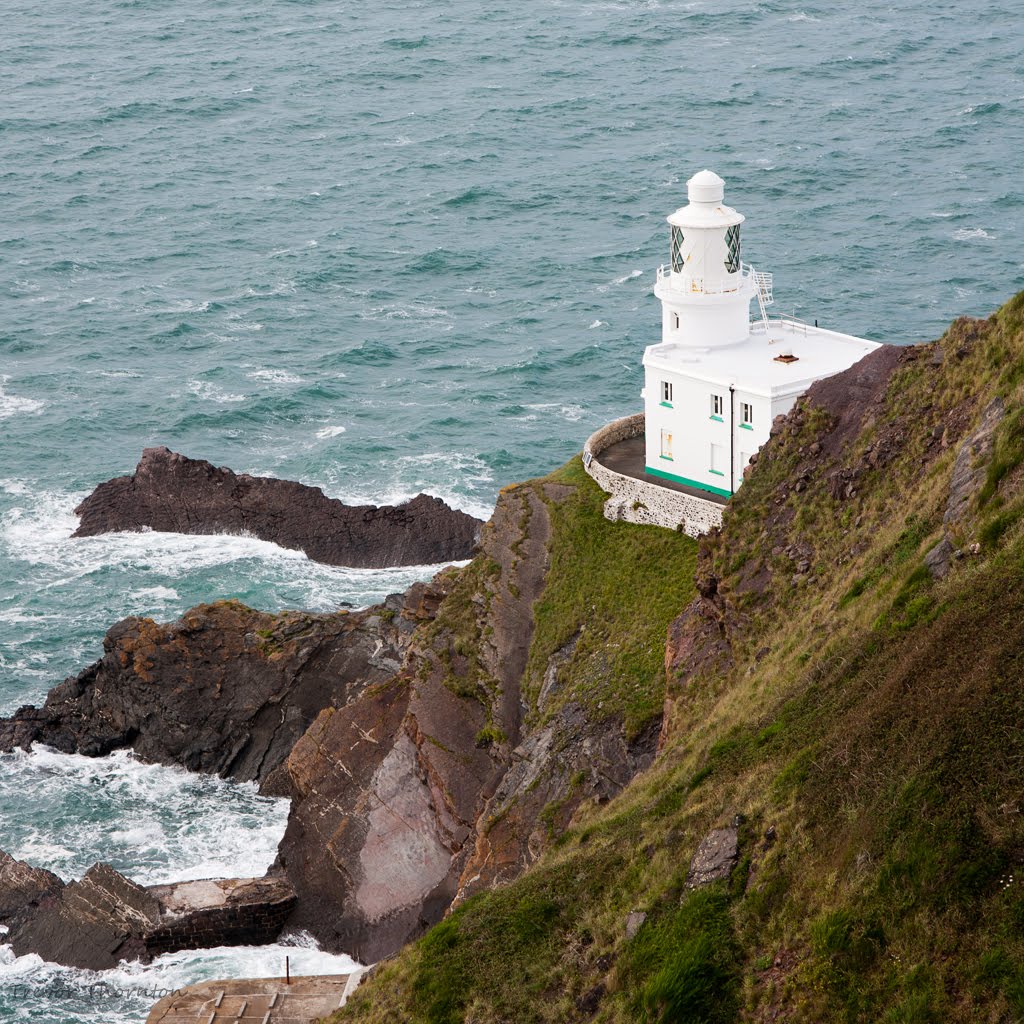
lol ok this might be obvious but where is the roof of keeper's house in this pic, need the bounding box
[644,320,880,399]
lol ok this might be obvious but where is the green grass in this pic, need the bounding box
[524,459,698,738]
[619,888,740,1024]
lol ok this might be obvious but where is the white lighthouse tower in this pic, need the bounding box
[642,170,880,498]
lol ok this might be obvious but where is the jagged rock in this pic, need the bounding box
[0,851,64,924]
[7,862,295,970]
[927,397,1005,578]
[0,594,432,791]
[459,703,659,902]
[625,911,647,939]
[537,632,579,712]
[686,827,739,888]
[73,447,482,569]
[9,863,160,969]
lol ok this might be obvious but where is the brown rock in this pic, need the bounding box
[686,827,739,888]
[625,910,647,939]
[73,447,482,569]
[0,850,64,924]
[7,862,295,969]
[0,596,422,790]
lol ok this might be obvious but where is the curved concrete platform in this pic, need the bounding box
[583,414,726,537]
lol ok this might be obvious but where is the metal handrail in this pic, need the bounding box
[656,262,753,296]
[749,314,813,338]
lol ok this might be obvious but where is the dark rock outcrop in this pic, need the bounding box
[73,447,482,569]
[6,860,295,970]
[0,592,434,791]
[0,851,64,924]
[686,827,739,888]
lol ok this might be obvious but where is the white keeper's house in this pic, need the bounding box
[583,169,880,536]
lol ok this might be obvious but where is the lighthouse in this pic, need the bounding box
[642,170,880,498]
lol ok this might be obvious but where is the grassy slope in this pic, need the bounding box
[521,459,698,738]
[331,293,1024,1024]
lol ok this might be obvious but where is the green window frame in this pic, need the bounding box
[671,226,685,273]
[725,224,741,274]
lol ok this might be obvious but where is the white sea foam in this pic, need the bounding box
[0,377,44,420]
[526,402,585,423]
[224,313,264,332]
[128,585,180,605]
[316,425,347,438]
[588,319,607,328]
[360,301,451,322]
[246,368,304,385]
[0,747,288,884]
[614,269,644,285]
[596,268,644,292]
[186,380,247,403]
[953,227,994,240]
[0,933,359,1024]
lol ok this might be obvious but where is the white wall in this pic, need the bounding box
[643,367,772,496]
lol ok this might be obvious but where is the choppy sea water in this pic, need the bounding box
[1,0,1023,1019]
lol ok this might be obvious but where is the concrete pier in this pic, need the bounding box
[146,973,363,1024]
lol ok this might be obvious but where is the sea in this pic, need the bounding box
[1,0,1022,1020]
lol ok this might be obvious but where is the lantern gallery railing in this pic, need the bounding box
[655,261,772,302]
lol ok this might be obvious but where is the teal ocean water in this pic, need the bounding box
[1,0,1023,1019]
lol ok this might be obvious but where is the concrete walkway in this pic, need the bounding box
[146,973,363,1024]
[598,434,729,505]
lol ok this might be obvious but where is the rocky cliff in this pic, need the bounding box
[73,447,482,568]
[5,456,694,965]
[328,295,1024,1024]
[0,593,430,791]
[275,471,681,960]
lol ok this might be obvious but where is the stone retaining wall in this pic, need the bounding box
[145,877,296,957]
[583,414,725,538]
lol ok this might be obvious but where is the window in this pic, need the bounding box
[725,224,741,273]
[670,226,685,273]
[661,381,673,404]
[711,394,724,418]
[660,428,673,460]
[710,443,726,476]
[741,402,754,427]
[672,312,680,330]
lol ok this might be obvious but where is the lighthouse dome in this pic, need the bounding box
[687,169,725,204]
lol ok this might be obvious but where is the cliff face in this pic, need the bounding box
[330,294,1024,1024]
[73,447,482,568]
[278,470,691,960]
[7,456,696,965]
